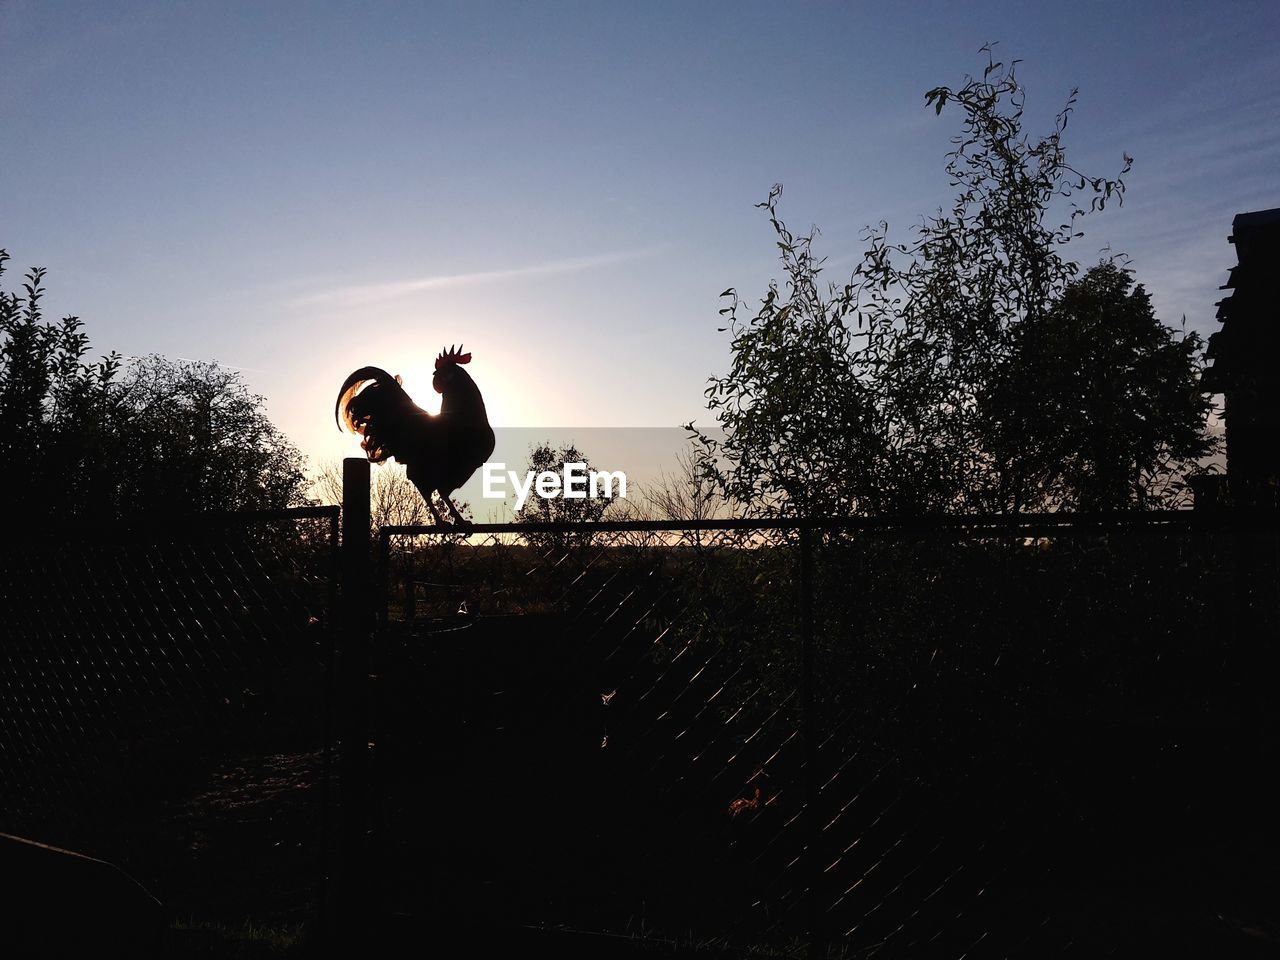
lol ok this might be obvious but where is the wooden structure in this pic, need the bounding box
[1199,207,1280,509]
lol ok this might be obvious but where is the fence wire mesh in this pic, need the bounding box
[373,524,802,941]
[806,523,1279,958]
[0,507,338,929]
[373,515,1278,958]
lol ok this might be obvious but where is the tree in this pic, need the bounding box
[1,251,307,520]
[637,447,725,525]
[609,446,731,550]
[1,252,121,517]
[981,262,1214,510]
[514,442,616,551]
[691,50,1209,517]
[118,355,308,514]
[311,459,437,534]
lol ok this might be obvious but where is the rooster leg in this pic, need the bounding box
[438,490,471,527]
[428,501,448,526]
[409,477,448,525]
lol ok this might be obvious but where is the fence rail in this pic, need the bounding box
[383,507,1280,536]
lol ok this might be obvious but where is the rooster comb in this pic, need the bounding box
[435,344,472,369]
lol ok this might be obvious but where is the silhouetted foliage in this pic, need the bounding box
[115,354,307,514]
[514,442,614,551]
[0,251,307,520]
[691,50,1211,516]
[981,262,1214,510]
[312,459,433,534]
[0,252,122,518]
[634,446,727,524]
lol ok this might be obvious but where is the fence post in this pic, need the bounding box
[337,457,372,947]
[379,532,391,631]
[799,524,824,958]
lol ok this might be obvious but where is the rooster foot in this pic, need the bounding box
[437,491,471,528]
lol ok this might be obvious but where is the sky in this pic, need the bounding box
[2,0,1278,478]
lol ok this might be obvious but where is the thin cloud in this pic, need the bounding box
[292,249,660,308]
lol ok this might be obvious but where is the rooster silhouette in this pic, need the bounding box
[335,345,495,525]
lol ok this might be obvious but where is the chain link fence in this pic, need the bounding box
[0,506,339,932]
[805,519,1279,957]
[371,515,1278,957]
[10,498,1267,955]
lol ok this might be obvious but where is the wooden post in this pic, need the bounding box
[337,457,371,946]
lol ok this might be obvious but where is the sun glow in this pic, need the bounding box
[395,345,550,427]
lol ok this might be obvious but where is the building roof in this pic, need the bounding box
[1230,207,1280,262]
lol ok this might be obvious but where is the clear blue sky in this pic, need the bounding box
[3,0,1277,470]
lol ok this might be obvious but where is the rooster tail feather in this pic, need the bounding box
[334,366,409,433]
